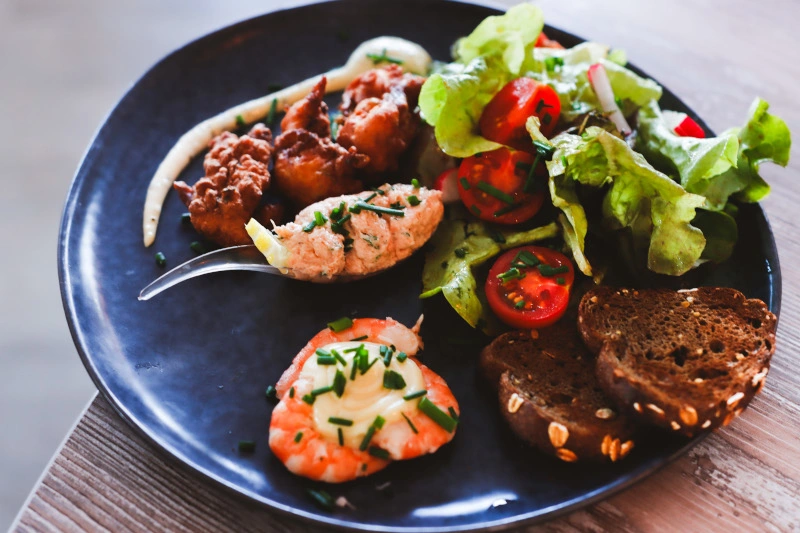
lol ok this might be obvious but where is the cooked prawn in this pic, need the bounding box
[269,317,459,483]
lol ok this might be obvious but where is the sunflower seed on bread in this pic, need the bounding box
[578,287,776,437]
[480,323,637,462]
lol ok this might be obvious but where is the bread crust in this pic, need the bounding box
[578,287,776,437]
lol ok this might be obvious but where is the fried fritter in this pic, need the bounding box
[340,64,424,114]
[272,77,368,208]
[173,124,273,247]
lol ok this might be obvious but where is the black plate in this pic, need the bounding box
[58,0,781,530]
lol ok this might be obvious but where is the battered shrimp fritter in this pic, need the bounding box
[173,124,273,246]
[337,65,425,177]
[273,77,368,208]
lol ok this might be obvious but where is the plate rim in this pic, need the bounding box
[57,0,783,531]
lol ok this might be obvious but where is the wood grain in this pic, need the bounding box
[13,0,800,531]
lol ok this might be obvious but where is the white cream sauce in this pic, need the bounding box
[299,341,425,448]
[143,36,433,246]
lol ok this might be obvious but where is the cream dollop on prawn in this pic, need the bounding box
[269,317,459,483]
[246,183,444,282]
[142,37,433,247]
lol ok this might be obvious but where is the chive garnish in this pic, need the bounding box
[307,489,334,511]
[289,386,295,398]
[418,397,458,432]
[396,352,408,362]
[294,431,303,443]
[403,390,427,401]
[366,48,403,65]
[476,181,514,204]
[448,406,460,421]
[302,220,317,233]
[383,370,407,390]
[515,300,525,309]
[351,335,368,341]
[343,345,361,353]
[493,203,525,217]
[358,416,385,451]
[311,385,334,396]
[302,394,315,405]
[180,212,191,225]
[333,370,346,397]
[238,440,256,452]
[556,277,566,285]
[363,192,378,203]
[515,250,541,267]
[368,446,390,460]
[338,427,344,446]
[489,230,506,244]
[364,358,379,373]
[374,415,386,429]
[190,241,206,254]
[265,385,277,401]
[235,114,245,127]
[328,317,353,332]
[314,211,327,226]
[332,349,346,366]
[371,187,386,195]
[533,140,555,159]
[460,177,471,190]
[383,349,393,366]
[561,154,568,167]
[544,56,564,72]
[454,247,467,258]
[389,201,405,210]
[330,201,346,221]
[154,252,167,267]
[349,358,359,380]
[328,417,354,426]
[317,355,336,365]
[497,267,525,282]
[523,153,541,193]
[470,204,482,216]
[411,178,420,188]
[537,264,570,276]
[266,97,278,126]
[401,412,419,434]
[407,195,421,206]
[352,201,405,217]
[316,349,331,357]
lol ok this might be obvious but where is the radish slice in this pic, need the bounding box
[673,116,706,138]
[434,168,461,204]
[661,110,688,132]
[587,63,631,135]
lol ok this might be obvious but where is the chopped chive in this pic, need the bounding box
[470,204,482,216]
[235,114,245,127]
[397,352,408,362]
[328,317,353,332]
[371,187,386,195]
[373,415,386,429]
[315,349,331,357]
[533,140,555,159]
[557,277,566,285]
[537,264,570,276]
[351,335,368,341]
[289,386,295,398]
[544,56,564,72]
[349,358,359,380]
[389,201,405,210]
[352,201,405,217]
[330,202,345,221]
[454,247,467,258]
[497,267,525,282]
[316,355,336,365]
[311,385,334,396]
[515,300,525,309]
[154,252,167,267]
[314,211,327,226]
[383,370,407,390]
[266,98,278,126]
[331,349,346,366]
[403,390,427,401]
[459,177,471,190]
[561,154,568,167]
[418,397,458,432]
[448,406,460,421]
[476,181,514,204]
[542,113,552,126]
[294,431,303,443]
[523,153,542,193]
[368,446,390,460]
[333,370,347,397]
[363,192,378,203]
[238,440,256,452]
[401,412,419,434]
[328,417,354,426]
[493,203,524,217]
[383,349,393,366]
[359,426,376,451]
[411,178,420,188]
[489,230,506,244]
[302,394,315,405]
[364,358,379,373]
[265,385,277,401]
[302,220,317,233]
[366,48,403,65]
[307,489,334,511]
[338,427,344,446]
[515,250,541,267]
[180,212,191,225]
[407,195,421,206]
[190,241,206,254]
[343,345,361,353]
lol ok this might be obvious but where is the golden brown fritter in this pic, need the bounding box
[272,77,368,208]
[173,124,273,247]
[340,64,425,114]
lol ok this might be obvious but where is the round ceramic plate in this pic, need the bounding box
[58,0,781,530]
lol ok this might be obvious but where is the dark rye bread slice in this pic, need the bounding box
[578,287,776,437]
[480,323,637,463]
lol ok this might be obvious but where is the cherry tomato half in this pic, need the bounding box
[535,32,565,49]
[485,246,574,329]
[479,78,561,146]
[457,148,546,225]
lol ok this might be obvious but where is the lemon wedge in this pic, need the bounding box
[245,219,290,273]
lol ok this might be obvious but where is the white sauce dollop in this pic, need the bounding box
[143,36,433,246]
[300,341,425,448]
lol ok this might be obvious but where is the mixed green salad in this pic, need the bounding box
[417,4,791,332]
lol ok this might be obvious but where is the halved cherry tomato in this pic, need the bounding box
[535,32,564,49]
[479,78,561,145]
[674,116,706,138]
[485,246,574,329]
[434,168,461,204]
[457,148,545,225]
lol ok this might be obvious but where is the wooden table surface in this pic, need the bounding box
[13,0,800,531]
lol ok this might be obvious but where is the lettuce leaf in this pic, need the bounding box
[420,219,559,329]
[547,127,707,275]
[453,3,544,75]
[636,98,791,209]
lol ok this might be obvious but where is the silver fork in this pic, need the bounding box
[138,245,282,301]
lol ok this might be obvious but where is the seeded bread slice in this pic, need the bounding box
[578,287,776,437]
[480,323,637,463]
